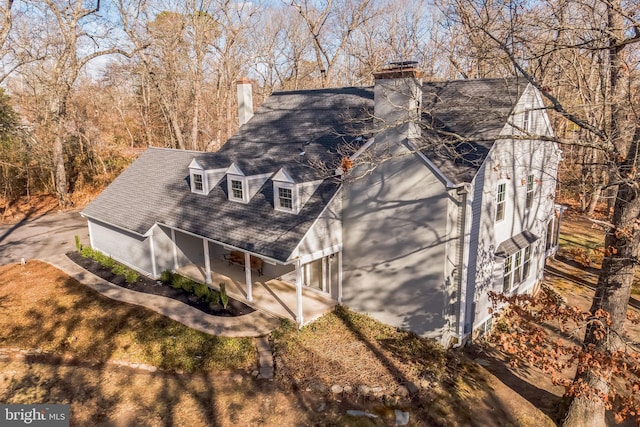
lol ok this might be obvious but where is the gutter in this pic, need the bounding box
[452,184,470,348]
[81,213,289,266]
[156,222,286,266]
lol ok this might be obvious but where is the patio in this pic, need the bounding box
[177,256,337,326]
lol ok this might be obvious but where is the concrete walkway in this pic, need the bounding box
[44,254,280,338]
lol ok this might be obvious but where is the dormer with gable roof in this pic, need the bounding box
[189,158,226,195]
[226,163,270,204]
[272,168,324,214]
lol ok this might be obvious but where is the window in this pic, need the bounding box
[526,174,534,209]
[523,110,530,132]
[503,256,512,292]
[231,179,243,199]
[278,187,293,210]
[503,246,532,292]
[513,250,522,284]
[522,246,531,279]
[496,183,506,222]
[193,173,203,192]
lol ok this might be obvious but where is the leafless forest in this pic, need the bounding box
[0,0,634,210]
[0,0,639,425]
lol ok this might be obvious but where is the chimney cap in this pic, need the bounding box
[388,60,419,69]
[374,61,422,80]
[237,77,252,85]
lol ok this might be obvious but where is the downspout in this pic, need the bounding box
[453,185,469,347]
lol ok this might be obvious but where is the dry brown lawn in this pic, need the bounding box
[0,260,557,426]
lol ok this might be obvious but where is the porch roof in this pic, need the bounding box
[82,148,340,262]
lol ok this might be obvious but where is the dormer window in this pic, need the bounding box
[278,187,293,210]
[193,173,204,192]
[230,179,244,200]
[188,158,226,195]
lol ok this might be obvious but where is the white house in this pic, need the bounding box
[81,64,561,346]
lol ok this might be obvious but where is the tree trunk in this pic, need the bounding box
[52,121,68,206]
[562,2,636,424]
[563,132,640,425]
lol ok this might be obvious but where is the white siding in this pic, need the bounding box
[293,188,342,261]
[88,219,154,276]
[343,143,454,341]
[469,85,560,333]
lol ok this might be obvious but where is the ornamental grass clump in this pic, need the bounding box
[219,283,229,309]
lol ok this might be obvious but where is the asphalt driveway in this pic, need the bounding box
[0,211,88,265]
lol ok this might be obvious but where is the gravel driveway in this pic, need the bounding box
[0,211,88,265]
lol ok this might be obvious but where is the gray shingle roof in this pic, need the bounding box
[419,78,529,183]
[83,78,527,262]
[495,230,539,258]
[83,148,340,262]
[197,86,374,182]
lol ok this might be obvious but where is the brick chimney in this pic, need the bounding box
[373,61,423,139]
[237,77,254,127]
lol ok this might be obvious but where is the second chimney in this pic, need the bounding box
[237,77,254,127]
[373,62,422,139]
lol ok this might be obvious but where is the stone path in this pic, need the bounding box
[256,336,274,380]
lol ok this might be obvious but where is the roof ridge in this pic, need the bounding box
[146,146,206,154]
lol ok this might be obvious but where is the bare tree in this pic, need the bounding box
[13,0,132,205]
[451,0,640,424]
[288,0,376,87]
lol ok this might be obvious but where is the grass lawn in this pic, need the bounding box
[556,211,640,294]
[0,260,556,426]
[0,261,255,372]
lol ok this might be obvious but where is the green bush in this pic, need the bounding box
[220,283,229,309]
[111,264,127,277]
[174,275,194,293]
[160,270,174,285]
[207,288,220,305]
[194,283,209,300]
[80,246,94,258]
[74,235,82,251]
[124,269,138,284]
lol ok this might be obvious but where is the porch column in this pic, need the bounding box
[203,240,212,284]
[321,257,327,293]
[245,252,253,302]
[171,228,179,270]
[337,250,343,303]
[87,221,95,249]
[295,259,304,326]
[149,233,157,278]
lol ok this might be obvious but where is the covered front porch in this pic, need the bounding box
[159,226,341,326]
[177,257,337,326]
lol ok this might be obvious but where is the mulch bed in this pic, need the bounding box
[66,251,255,317]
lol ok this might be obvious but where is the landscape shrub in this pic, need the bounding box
[220,283,229,309]
[80,246,94,258]
[77,243,138,284]
[74,235,82,251]
[124,269,138,284]
[160,270,174,285]
[111,264,127,277]
[194,282,209,300]
[207,288,220,305]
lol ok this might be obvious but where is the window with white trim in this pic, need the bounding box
[522,246,531,279]
[503,246,532,292]
[523,110,530,132]
[513,250,522,284]
[278,187,293,210]
[503,256,512,292]
[526,174,534,209]
[496,183,506,222]
[230,179,244,200]
[193,173,204,192]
